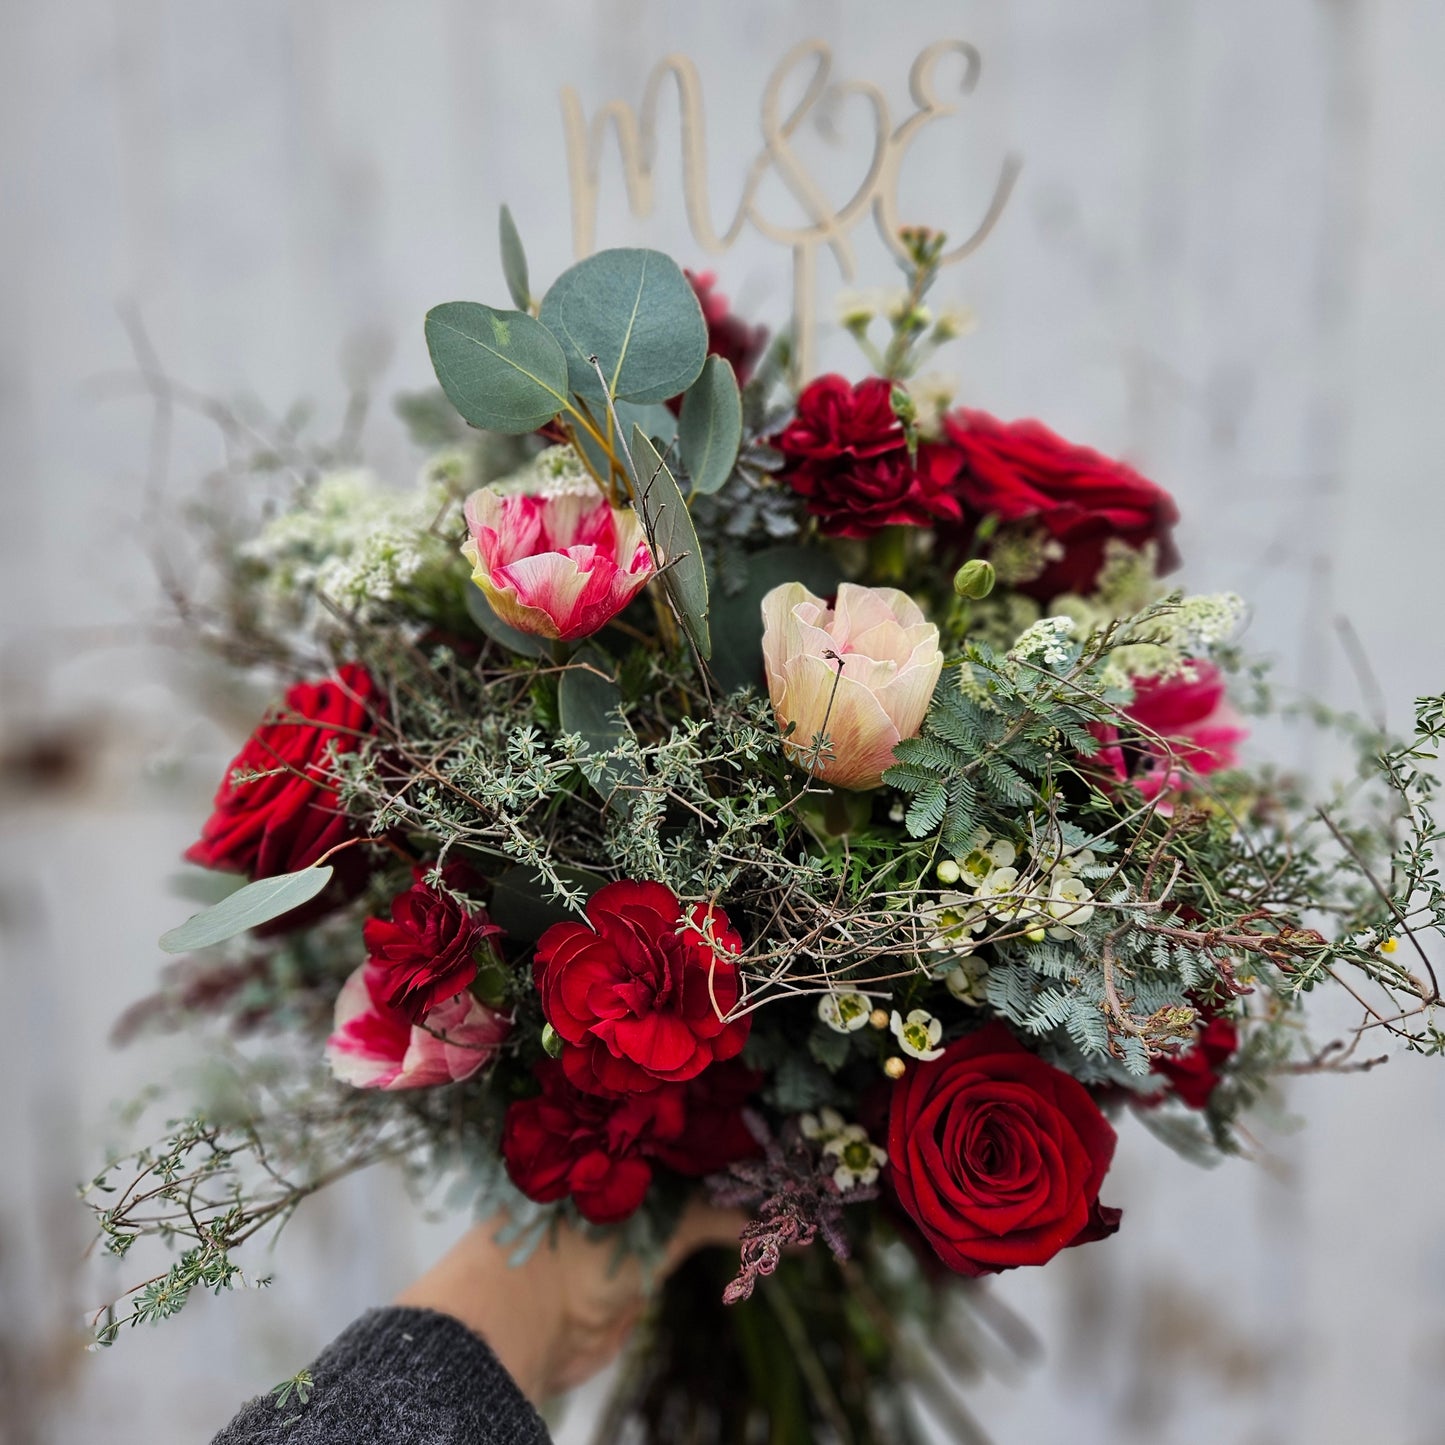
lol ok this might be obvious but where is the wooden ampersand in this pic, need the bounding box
[561,38,1021,380]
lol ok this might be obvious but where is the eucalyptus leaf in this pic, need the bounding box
[425,302,569,434]
[558,652,642,809]
[539,248,706,403]
[709,546,844,692]
[558,656,627,754]
[465,579,547,658]
[678,355,742,495]
[630,426,711,660]
[159,867,335,953]
[498,205,531,311]
[489,864,605,942]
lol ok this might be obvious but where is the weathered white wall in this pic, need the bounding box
[4,2,1445,1442]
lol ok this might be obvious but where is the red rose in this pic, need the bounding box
[943,410,1181,598]
[775,376,963,537]
[887,1022,1120,1275]
[1151,1015,1238,1109]
[687,270,768,389]
[534,880,750,1095]
[186,664,380,901]
[501,1059,760,1224]
[363,864,503,1023]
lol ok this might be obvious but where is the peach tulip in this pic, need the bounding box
[462,486,653,642]
[325,962,510,1090]
[761,582,942,790]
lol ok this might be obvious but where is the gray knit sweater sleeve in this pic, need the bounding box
[211,1306,552,1444]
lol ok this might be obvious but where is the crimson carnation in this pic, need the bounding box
[943,409,1181,598]
[363,864,503,1023]
[533,879,750,1096]
[774,375,962,537]
[185,664,380,901]
[887,1023,1120,1275]
[501,1059,760,1224]
[687,269,768,388]
[1151,1015,1239,1110]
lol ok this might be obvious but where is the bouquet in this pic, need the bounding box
[88,216,1445,1441]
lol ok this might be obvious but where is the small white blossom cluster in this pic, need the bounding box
[244,466,460,622]
[491,444,592,498]
[1049,540,1165,637]
[1009,614,1078,669]
[1100,591,1247,690]
[800,1108,888,1190]
[927,831,1100,973]
[835,286,909,328]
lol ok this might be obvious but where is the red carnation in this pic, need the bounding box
[501,1059,760,1224]
[943,410,1181,598]
[888,1022,1120,1276]
[1151,1015,1238,1110]
[363,864,503,1023]
[774,376,963,537]
[533,880,750,1096]
[686,270,768,389]
[186,665,381,908]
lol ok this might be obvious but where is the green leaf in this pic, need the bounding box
[558,655,626,753]
[629,426,710,659]
[539,248,707,403]
[425,302,570,434]
[159,867,335,952]
[498,205,531,311]
[559,650,643,809]
[465,578,547,658]
[489,865,604,942]
[808,1024,853,1072]
[678,355,742,495]
[709,546,844,693]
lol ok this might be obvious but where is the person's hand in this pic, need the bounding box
[394,1198,744,1402]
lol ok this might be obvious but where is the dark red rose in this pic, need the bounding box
[1151,1015,1238,1109]
[534,880,750,1096]
[363,864,503,1023]
[943,410,1181,598]
[887,1022,1120,1276]
[775,376,963,537]
[501,1059,760,1224]
[686,270,769,389]
[186,664,380,898]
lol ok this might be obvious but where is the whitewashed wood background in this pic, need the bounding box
[4,2,1445,1441]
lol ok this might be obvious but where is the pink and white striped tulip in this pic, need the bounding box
[462,486,654,642]
[761,582,943,791]
[325,962,510,1090]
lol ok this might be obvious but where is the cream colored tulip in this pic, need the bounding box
[760,582,942,791]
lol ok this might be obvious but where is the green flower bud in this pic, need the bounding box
[953,559,996,600]
[541,1022,563,1058]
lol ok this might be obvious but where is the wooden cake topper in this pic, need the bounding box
[561,38,1021,380]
